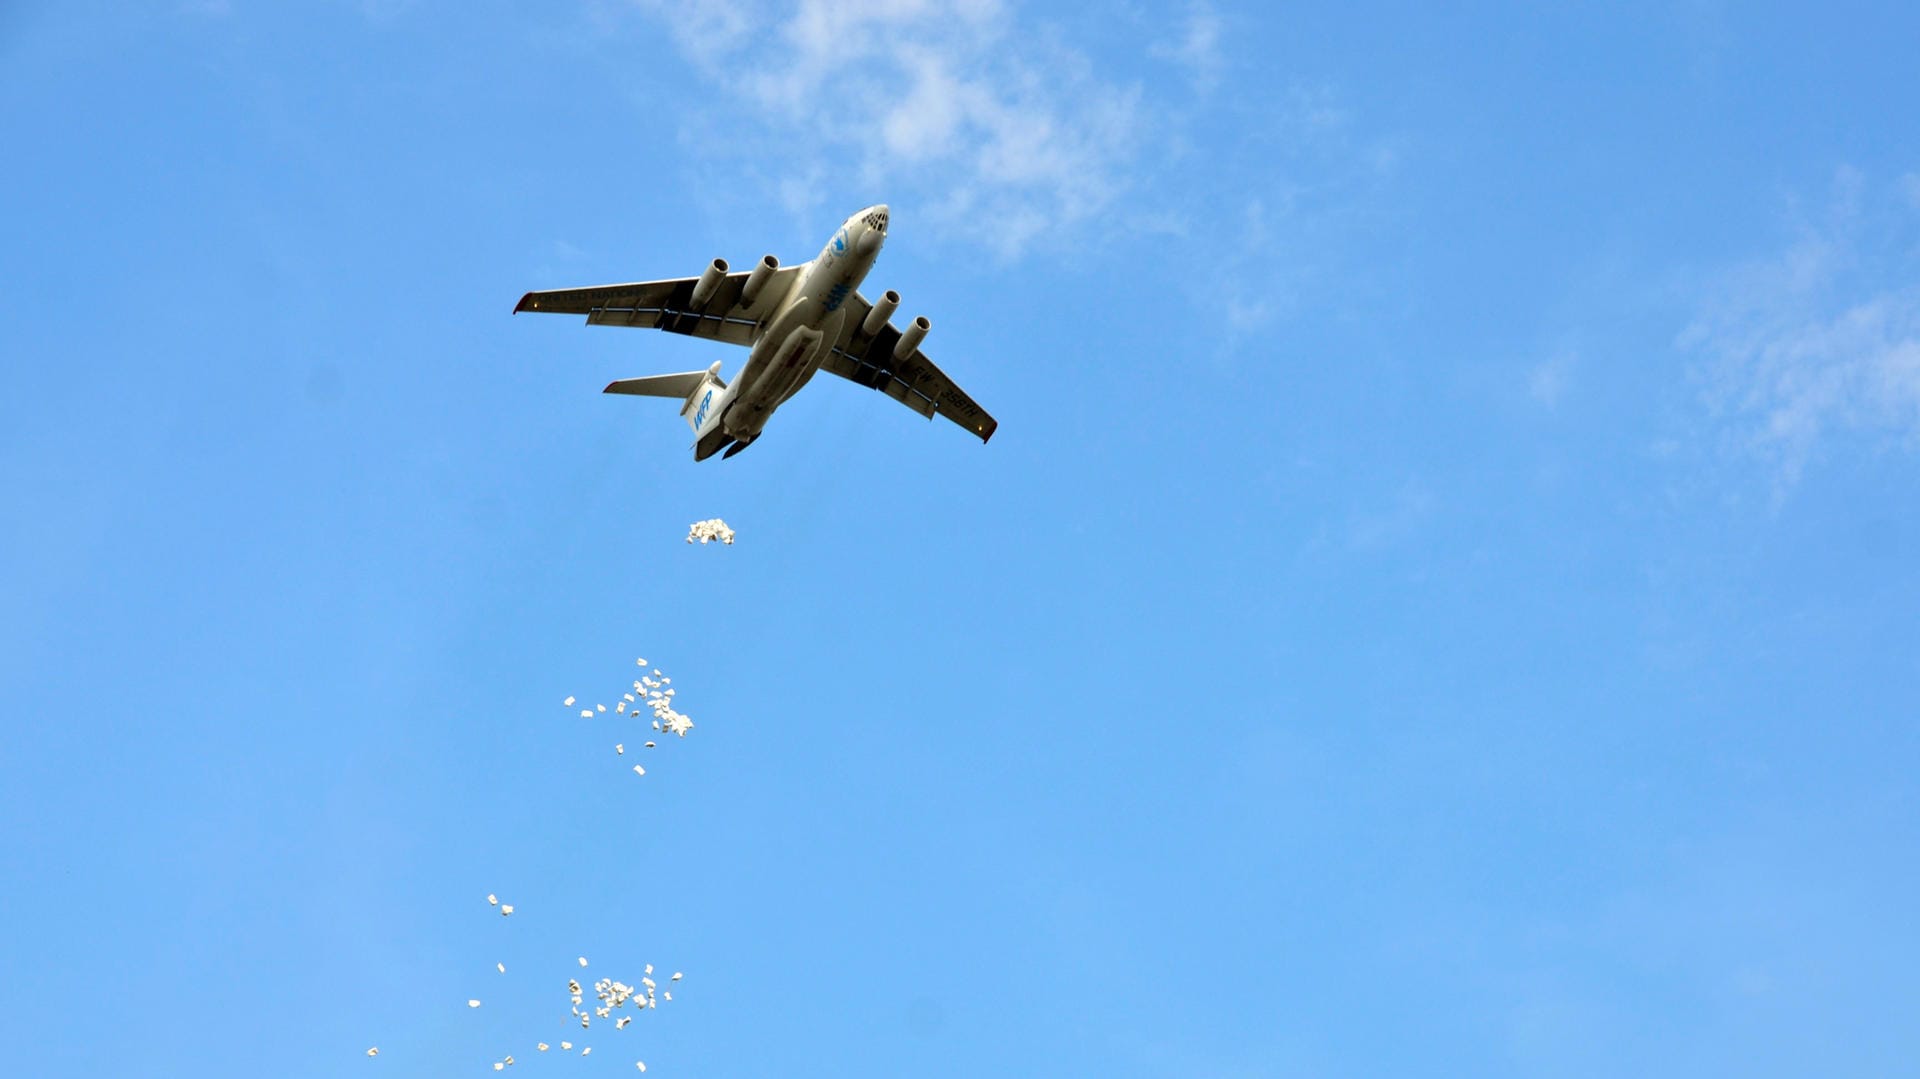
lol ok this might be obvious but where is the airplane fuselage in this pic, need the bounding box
[697,205,890,455]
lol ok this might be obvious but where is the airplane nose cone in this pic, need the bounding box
[857,224,884,256]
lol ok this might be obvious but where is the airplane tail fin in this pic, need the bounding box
[603,361,728,434]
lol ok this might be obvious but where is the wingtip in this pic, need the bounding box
[513,292,536,315]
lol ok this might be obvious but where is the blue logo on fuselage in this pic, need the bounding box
[693,389,713,428]
[823,282,850,312]
[831,229,847,256]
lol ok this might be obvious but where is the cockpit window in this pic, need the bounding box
[864,210,889,231]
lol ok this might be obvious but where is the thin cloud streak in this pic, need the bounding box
[1679,170,1920,488]
[1529,352,1576,409]
[631,0,1145,258]
[1150,1,1224,94]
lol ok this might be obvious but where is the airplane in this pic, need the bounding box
[514,204,997,461]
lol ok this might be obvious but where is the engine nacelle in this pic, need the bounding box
[893,315,930,360]
[861,289,900,337]
[740,254,779,307]
[689,258,729,309]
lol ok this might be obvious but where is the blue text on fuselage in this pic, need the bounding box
[694,389,713,428]
[823,282,850,312]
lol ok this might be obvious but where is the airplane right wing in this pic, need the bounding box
[820,291,997,443]
[514,264,802,347]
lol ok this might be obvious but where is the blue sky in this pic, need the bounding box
[3,2,1918,1075]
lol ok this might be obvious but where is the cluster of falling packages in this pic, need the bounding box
[448,911,682,1074]
[368,520,731,1071]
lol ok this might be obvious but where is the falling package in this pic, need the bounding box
[685,518,736,545]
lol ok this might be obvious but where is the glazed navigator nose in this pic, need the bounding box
[856,207,887,256]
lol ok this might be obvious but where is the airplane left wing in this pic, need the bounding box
[514,265,801,347]
[821,291,997,443]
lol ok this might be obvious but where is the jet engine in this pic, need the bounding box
[861,289,900,337]
[740,254,779,307]
[894,315,930,360]
[689,258,729,309]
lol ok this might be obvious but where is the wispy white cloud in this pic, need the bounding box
[1221,197,1276,331]
[1193,86,1405,337]
[631,0,1145,258]
[1678,168,1920,489]
[1528,352,1576,409]
[627,0,1400,335]
[1150,1,1223,93]
[1347,479,1438,553]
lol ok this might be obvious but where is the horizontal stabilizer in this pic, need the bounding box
[604,371,710,398]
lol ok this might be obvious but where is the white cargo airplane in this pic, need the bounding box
[515,205,996,461]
